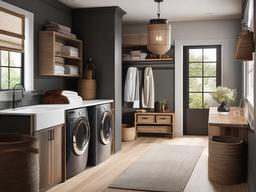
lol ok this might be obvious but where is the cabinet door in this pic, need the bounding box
[49,125,63,185]
[36,129,51,191]
[36,125,63,191]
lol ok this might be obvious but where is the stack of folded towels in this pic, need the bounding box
[54,64,65,75]
[61,46,79,58]
[42,90,83,104]
[122,50,147,61]
[65,65,78,75]
[45,21,77,38]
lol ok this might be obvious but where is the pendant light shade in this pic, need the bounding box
[235,24,255,61]
[147,0,170,55]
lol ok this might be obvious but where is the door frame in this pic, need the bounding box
[174,39,229,136]
[183,45,222,135]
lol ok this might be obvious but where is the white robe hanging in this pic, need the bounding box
[124,67,140,108]
[142,67,155,109]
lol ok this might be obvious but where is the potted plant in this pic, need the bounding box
[210,86,237,114]
[159,100,168,112]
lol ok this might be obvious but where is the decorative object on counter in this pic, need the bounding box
[239,97,246,116]
[235,23,255,61]
[208,136,246,185]
[159,100,168,112]
[42,89,82,104]
[154,101,160,112]
[0,134,39,192]
[147,0,170,55]
[210,86,236,114]
[78,58,97,100]
[122,124,136,142]
[45,21,76,38]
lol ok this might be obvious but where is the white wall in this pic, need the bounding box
[123,19,242,136]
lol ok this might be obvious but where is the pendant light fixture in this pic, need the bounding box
[147,0,170,55]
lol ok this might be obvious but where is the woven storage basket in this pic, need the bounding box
[122,124,136,142]
[78,79,96,100]
[208,136,245,185]
[0,134,39,192]
[235,30,255,60]
[79,62,97,100]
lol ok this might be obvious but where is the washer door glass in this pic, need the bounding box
[100,111,112,145]
[73,117,90,155]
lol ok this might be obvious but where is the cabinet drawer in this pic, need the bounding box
[156,115,172,124]
[137,115,155,123]
[137,125,171,133]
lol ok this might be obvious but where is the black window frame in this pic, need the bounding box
[183,45,221,109]
[0,50,24,91]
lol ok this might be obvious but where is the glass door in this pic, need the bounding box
[183,45,221,135]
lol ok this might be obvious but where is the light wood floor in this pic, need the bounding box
[49,136,247,192]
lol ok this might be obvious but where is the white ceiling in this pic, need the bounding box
[59,0,242,23]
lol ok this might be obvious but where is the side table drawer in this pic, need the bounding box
[156,115,172,124]
[137,115,155,124]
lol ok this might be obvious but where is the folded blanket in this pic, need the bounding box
[42,95,69,104]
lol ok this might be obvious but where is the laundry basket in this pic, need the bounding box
[122,124,136,142]
[208,136,245,185]
[0,134,39,192]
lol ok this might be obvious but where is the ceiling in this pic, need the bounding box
[59,0,243,23]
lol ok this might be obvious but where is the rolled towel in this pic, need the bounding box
[62,90,78,97]
[66,95,83,104]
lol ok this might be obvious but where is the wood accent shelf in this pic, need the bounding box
[208,107,249,142]
[39,31,83,77]
[135,112,175,138]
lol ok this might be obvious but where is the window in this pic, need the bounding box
[244,0,254,107]
[0,50,23,89]
[246,57,254,105]
[184,45,221,109]
[0,1,34,91]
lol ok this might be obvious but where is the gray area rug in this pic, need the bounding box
[109,144,204,192]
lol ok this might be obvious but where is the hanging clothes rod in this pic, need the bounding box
[123,63,174,69]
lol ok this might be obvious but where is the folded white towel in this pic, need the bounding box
[67,96,83,104]
[62,90,78,97]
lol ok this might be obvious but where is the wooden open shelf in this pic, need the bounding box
[39,31,83,77]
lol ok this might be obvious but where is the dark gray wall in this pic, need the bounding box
[0,0,72,110]
[72,7,125,152]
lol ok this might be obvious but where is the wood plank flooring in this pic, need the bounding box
[48,136,247,192]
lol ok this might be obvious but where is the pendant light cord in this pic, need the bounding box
[157,1,160,19]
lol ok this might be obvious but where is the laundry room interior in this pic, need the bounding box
[0,0,255,192]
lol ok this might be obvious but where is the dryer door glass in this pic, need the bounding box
[73,117,90,155]
[100,111,112,145]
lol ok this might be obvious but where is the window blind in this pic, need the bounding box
[0,6,25,52]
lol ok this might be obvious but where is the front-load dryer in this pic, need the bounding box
[88,103,112,166]
[66,107,90,179]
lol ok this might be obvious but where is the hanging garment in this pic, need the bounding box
[142,67,155,109]
[124,67,140,108]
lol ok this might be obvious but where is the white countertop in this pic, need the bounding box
[0,99,113,131]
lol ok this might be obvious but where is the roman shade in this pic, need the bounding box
[0,6,25,52]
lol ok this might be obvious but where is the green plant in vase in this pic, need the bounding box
[159,100,168,112]
[210,86,237,113]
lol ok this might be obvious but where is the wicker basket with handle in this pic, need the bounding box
[78,58,96,100]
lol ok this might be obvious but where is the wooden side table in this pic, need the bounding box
[134,112,175,138]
